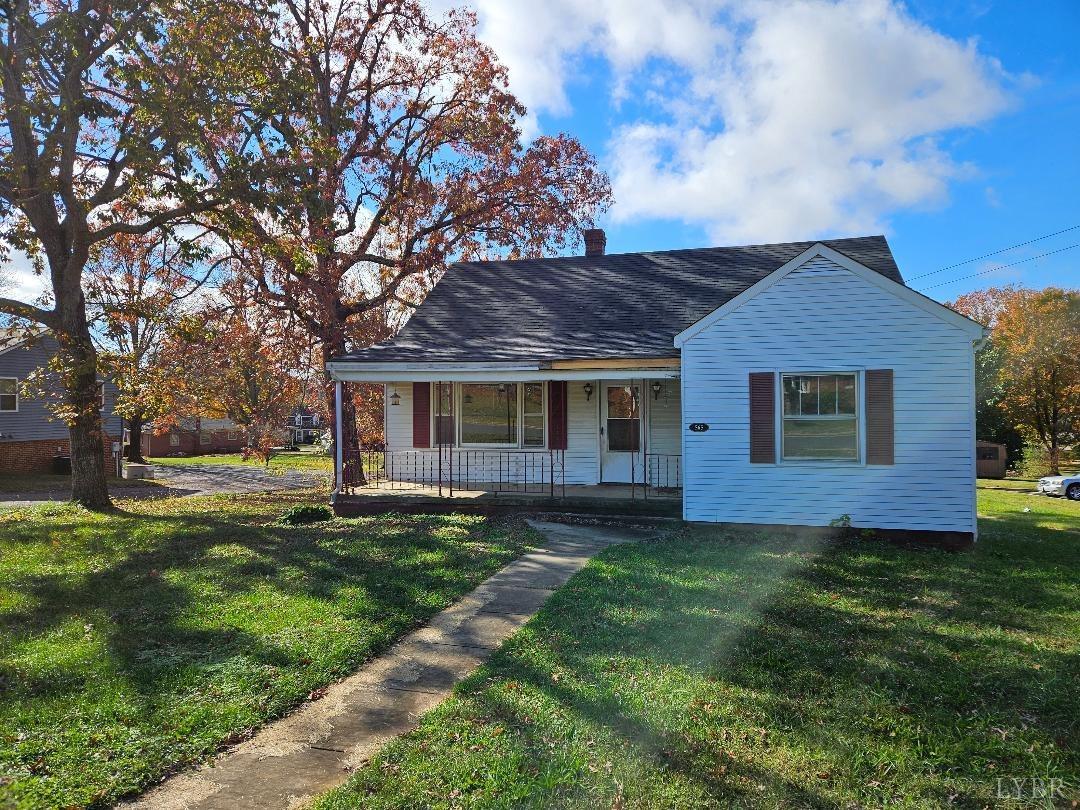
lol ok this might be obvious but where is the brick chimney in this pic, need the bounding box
[583,228,606,257]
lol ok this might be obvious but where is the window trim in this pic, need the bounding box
[432,382,548,450]
[0,376,18,413]
[778,371,862,463]
[169,432,180,447]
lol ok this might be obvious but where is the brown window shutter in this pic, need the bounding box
[412,382,430,448]
[866,369,894,464]
[749,372,776,463]
[548,381,568,450]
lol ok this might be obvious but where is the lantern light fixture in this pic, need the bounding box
[651,381,662,400]
[583,382,594,401]
[389,390,401,406]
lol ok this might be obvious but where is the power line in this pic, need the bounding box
[919,242,1080,291]
[906,224,1080,281]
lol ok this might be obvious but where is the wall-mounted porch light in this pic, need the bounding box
[651,381,662,400]
[389,390,401,406]
[583,382,594,401]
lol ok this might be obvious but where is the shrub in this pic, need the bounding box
[278,504,333,525]
[1018,444,1053,478]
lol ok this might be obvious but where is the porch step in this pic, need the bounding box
[331,492,682,519]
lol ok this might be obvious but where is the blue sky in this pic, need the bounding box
[459,0,1080,302]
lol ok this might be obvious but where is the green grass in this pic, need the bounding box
[0,493,536,807]
[977,477,1038,492]
[316,490,1080,809]
[151,450,333,475]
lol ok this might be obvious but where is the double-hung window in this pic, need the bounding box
[0,378,17,412]
[781,373,858,460]
[522,383,545,447]
[447,382,546,448]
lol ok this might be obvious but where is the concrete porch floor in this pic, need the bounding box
[332,482,682,517]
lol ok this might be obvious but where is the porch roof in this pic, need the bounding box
[324,360,681,382]
[331,235,901,367]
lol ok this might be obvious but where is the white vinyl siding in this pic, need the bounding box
[680,255,977,534]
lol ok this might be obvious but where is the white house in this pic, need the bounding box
[326,232,985,545]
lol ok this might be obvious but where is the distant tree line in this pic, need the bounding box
[952,286,1080,475]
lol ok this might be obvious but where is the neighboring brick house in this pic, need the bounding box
[0,329,122,475]
[140,418,250,457]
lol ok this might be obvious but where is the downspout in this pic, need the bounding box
[333,379,343,501]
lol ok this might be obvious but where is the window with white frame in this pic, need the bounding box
[522,383,545,447]
[200,432,210,445]
[0,377,17,412]
[169,433,180,447]
[781,373,858,460]
[442,382,546,448]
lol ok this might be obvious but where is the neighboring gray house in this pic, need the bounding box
[325,232,986,546]
[0,328,122,474]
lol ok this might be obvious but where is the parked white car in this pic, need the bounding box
[1038,474,1080,500]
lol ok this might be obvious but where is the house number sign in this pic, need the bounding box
[688,423,710,432]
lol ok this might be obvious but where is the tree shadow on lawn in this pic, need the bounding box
[367,513,1078,808]
[1,507,524,687]
[0,504,532,804]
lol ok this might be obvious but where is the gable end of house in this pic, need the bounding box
[674,243,986,348]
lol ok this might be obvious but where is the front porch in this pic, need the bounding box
[326,364,685,517]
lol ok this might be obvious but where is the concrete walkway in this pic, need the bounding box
[124,520,659,810]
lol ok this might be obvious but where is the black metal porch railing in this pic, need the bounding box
[341,448,566,498]
[642,453,682,497]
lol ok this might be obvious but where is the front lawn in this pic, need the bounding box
[0,493,535,807]
[317,490,1079,809]
[151,450,333,475]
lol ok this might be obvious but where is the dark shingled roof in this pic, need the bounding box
[335,235,901,363]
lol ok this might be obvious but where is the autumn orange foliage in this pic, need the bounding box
[952,286,1080,474]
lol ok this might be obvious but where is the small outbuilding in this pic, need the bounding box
[975,441,1008,479]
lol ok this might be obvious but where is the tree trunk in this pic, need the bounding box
[321,335,364,487]
[125,411,147,463]
[55,308,111,510]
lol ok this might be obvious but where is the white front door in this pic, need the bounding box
[600,382,645,483]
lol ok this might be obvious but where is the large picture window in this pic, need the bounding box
[0,378,16,412]
[460,383,518,445]
[781,373,858,460]
[445,382,546,448]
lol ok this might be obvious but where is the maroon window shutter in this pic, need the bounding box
[866,369,894,465]
[548,381,568,450]
[412,382,430,448]
[749,372,776,463]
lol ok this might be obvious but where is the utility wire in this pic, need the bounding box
[907,224,1080,281]
[919,242,1080,290]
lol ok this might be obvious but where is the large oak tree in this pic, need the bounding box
[218,0,612,466]
[0,0,266,507]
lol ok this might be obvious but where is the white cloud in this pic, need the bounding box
[0,251,49,306]
[445,0,1013,243]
